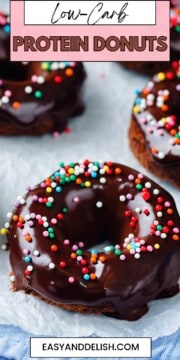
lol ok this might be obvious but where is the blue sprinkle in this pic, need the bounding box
[91,249,98,255]
[83,274,90,281]
[24,256,31,263]
[135,89,140,95]
[104,246,110,253]
[91,172,97,178]
[3,24,10,33]
[135,98,141,105]
[56,186,62,193]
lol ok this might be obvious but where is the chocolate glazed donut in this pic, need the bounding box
[0,12,86,135]
[170,0,180,58]
[8,161,180,321]
[130,61,180,187]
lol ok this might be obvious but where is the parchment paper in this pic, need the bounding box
[0,0,180,347]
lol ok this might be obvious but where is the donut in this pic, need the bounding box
[0,12,10,59]
[0,12,86,135]
[119,61,171,76]
[7,160,180,321]
[170,0,180,59]
[119,1,180,75]
[129,62,180,187]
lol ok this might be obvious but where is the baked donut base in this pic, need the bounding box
[0,100,84,136]
[129,117,180,188]
[10,281,179,321]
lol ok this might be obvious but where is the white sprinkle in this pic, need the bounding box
[37,76,45,84]
[10,274,15,282]
[19,198,26,205]
[145,182,151,188]
[134,253,140,259]
[153,188,160,195]
[49,262,55,269]
[96,201,103,208]
[33,250,40,256]
[27,265,33,272]
[100,177,106,184]
[1,96,9,104]
[157,211,163,217]
[157,152,165,159]
[25,214,30,221]
[119,195,126,202]
[25,86,32,94]
[7,212,12,218]
[160,233,167,239]
[51,62,59,70]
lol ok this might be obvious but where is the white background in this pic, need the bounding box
[24,1,156,25]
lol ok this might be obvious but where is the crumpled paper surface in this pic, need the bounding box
[0,60,179,341]
[0,0,180,343]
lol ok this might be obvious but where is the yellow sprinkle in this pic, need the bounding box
[161,117,167,124]
[133,105,140,113]
[41,62,49,70]
[68,168,74,175]
[127,244,131,250]
[154,243,160,250]
[157,72,165,81]
[1,228,8,235]
[85,181,91,187]
[46,187,52,193]
[103,165,109,171]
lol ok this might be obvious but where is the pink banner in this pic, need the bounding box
[10,1,169,61]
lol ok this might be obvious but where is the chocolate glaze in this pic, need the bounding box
[170,2,180,58]
[0,61,86,132]
[0,12,10,60]
[8,161,180,320]
[132,63,180,167]
[0,12,86,134]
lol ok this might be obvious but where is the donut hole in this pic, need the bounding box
[61,188,132,252]
[0,61,29,81]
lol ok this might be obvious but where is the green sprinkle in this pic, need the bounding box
[175,25,180,32]
[65,177,70,183]
[49,233,55,239]
[62,207,68,214]
[46,202,52,207]
[115,249,121,256]
[34,90,43,99]
[136,184,143,190]
[76,250,83,256]
[48,227,54,233]
[70,175,76,181]
[69,162,75,167]
[157,225,162,231]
